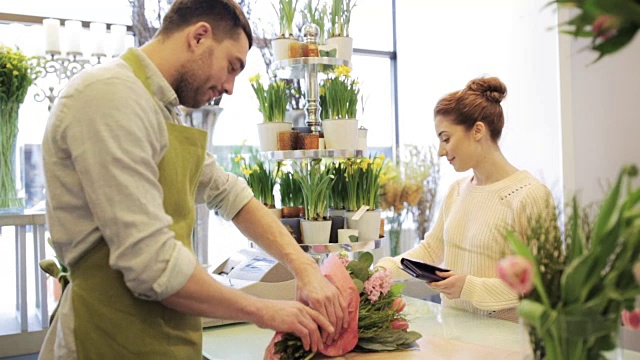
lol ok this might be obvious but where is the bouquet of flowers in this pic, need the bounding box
[266,252,421,359]
[551,0,640,61]
[498,165,640,359]
[249,73,289,122]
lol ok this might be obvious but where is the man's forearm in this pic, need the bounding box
[232,198,318,278]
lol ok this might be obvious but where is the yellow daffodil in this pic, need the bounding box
[234,155,244,163]
[334,65,351,78]
[249,73,261,83]
[6,63,13,69]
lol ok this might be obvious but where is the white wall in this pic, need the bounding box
[559,9,640,204]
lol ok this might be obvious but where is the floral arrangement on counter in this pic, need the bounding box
[319,65,360,120]
[249,73,289,122]
[551,0,640,61]
[234,150,281,208]
[266,252,421,359]
[498,165,640,359]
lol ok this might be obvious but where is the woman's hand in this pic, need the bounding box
[428,271,467,299]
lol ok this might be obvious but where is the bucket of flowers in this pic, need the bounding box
[265,251,422,359]
[498,165,640,359]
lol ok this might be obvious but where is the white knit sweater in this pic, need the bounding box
[377,170,556,322]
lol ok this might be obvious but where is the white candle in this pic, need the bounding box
[110,24,127,56]
[90,22,107,56]
[65,20,83,54]
[43,18,61,54]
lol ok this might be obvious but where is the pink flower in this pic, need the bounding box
[633,262,640,286]
[391,298,406,313]
[497,255,534,295]
[622,309,640,330]
[337,252,350,267]
[390,319,409,331]
[592,15,621,41]
[363,270,393,303]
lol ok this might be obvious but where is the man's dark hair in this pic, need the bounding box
[157,0,253,48]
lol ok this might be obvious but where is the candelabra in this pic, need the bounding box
[33,19,126,111]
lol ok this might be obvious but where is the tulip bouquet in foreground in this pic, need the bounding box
[266,252,421,359]
[498,165,640,359]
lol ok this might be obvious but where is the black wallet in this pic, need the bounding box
[400,258,450,282]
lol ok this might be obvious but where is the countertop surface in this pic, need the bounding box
[202,297,640,360]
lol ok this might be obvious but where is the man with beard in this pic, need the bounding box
[40,1,347,358]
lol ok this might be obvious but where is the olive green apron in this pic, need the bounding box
[69,49,207,359]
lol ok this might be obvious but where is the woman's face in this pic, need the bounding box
[434,115,478,172]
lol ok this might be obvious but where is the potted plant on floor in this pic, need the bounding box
[294,159,334,244]
[250,74,292,151]
[272,0,300,61]
[319,65,360,150]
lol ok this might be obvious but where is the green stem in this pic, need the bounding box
[0,101,21,209]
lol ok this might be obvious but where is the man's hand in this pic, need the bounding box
[296,270,349,344]
[254,299,333,353]
[428,271,467,299]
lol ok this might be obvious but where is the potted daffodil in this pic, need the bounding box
[319,65,360,150]
[250,74,292,151]
[272,0,300,61]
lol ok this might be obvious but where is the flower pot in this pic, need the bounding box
[325,36,353,62]
[272,37,295,61]
[300,219,332,245]
[346,210,381,241]
[257,122,292,152]
[322,119,358,150]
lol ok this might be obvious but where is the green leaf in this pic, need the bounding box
[518,299,550,332]
[349,234,359,242]
[358,252,374,269]
[352,278,364,293]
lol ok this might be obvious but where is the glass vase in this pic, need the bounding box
[0,100,24,214]
[525,312,621,360]
[389,227,402,257]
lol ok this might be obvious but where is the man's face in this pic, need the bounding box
[175,28,249,108]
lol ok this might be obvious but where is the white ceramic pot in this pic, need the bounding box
[257,122,292,151]
[322,118,358,150]
[357,127,368,151]
[272,37,295,62]
[325,36,353,62]
[346,210,381,241]
[300,219,332,245]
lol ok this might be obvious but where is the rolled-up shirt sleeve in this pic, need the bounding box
[59,75,196,301]
[195,152,253,221]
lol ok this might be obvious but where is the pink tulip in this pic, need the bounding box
[633,262,640,286]
[391,298,406,313]
[592,15,621,41]
[390,318,409,331]
[622,309,640,331]
[497,255,534,295]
